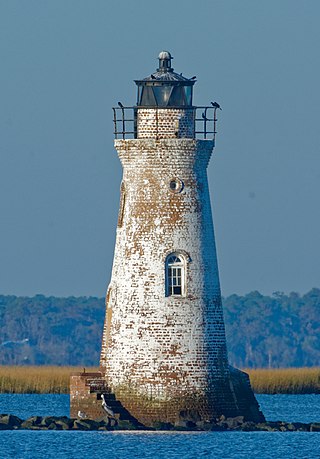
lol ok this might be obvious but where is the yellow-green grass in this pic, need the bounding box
[246,367,320,394]
[0,366,319,394]
[0,366,98,394]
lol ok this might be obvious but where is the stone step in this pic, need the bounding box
[102,393,144,426]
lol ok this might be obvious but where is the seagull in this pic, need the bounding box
[190,76,197,80]
[118,101,124,108]
[211,101,222,110]
[150,74,156,79]
[101,394,115,417]
[77,410,86,419]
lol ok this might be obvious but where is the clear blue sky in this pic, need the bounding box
[1,0,319,297]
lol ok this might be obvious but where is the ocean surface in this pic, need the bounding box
[0,394,319,459]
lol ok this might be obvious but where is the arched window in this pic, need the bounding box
[166,253,186,296]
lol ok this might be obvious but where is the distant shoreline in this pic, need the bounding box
[1,291,319,369]
[0,366,319,395]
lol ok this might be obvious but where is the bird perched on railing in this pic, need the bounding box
[211,101,222,110]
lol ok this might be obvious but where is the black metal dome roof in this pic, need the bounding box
[135,51,195,84]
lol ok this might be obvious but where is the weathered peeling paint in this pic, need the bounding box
[99,125,237,415]
[70,58,264,424]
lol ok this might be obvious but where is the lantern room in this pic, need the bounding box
[134,51,195,108]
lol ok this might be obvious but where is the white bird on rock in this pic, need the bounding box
[77,410,86,419]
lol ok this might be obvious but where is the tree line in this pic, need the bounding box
[0,289,319,368]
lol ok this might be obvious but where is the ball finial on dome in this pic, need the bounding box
[158,50,172,60]
[158,51,173,72]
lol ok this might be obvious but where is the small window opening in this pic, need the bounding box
[169,178,184,193]
[170,180,178,191]
[166,253,186,296]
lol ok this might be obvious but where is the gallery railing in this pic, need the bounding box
[112,106,218,141]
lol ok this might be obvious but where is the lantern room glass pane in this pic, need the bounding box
[137,86,142,105]
[152,85,173,106]
[140,87,157,106]
[184,86,192,105]
[168,86,186,106]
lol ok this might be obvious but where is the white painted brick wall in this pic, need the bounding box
[100,138,231,401]
[137,108,195,139]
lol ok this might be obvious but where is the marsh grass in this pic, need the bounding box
[0,366,319,394]
[246,367,320,394]
[0,366,98,394]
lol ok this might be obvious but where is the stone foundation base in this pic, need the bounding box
[70,367,264,425]
[70,372,106,420]
[228,366,264,422]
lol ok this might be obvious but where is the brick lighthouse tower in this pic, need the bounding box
[70,51,264,426]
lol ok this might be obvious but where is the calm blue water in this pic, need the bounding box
[0,394,319,459]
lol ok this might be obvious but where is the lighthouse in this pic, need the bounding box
[70,51,264,426]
